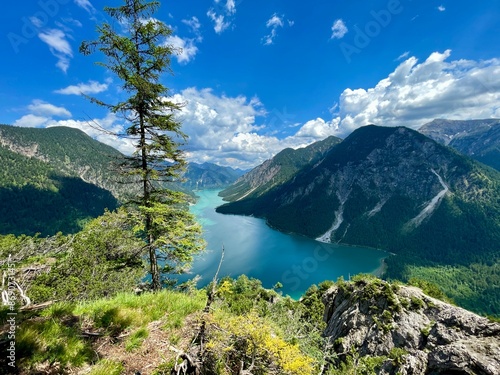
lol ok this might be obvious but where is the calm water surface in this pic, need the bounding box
[182,189,387,299]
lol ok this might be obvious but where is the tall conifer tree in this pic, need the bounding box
[80,0,203,290]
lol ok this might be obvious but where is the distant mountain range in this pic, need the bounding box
[419,118,500,170]
[220,135,342,202]
[0,124,242,236]
[218,125,500,265]
[182,162,245,190]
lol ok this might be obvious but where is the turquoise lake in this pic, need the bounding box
[182,189,387,299]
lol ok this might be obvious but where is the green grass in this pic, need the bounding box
[13,289,206,373]
[125,327,149,351]
[88,359,124,375]
[74,289,206,333]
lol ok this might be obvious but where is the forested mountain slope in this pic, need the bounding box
[0,124,130,199]
[219,135,342,201]
[218,126,499,266]
[0,125,122,235]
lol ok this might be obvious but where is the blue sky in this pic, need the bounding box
[1,0,499,168]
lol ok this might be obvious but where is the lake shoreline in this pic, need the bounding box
[188,189,390,297]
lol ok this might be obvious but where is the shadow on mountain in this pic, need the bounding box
[0,175,119,236]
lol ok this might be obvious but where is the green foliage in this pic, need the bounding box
[408,278,450,302]
[17,316,95,370]
[81,0,204,290]
[30,209,146,302]
[387,261,500,317]
[0,125,127,236]
[206,311,315,375]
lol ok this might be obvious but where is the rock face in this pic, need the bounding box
[322,278,500,375]
[419,119,500,171]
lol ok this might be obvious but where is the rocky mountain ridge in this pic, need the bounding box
[322,277,500,374]
[182,162,245,190]
[419,119,500,170]
[219,135,342,202]
[218,125,500,266]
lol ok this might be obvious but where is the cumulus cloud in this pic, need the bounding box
[332,50,500,136]
[438,5,446,12]
[263,13,292,45]
[331,19,348,39]
[38,29,73,73]
[295,118,340,138]
[27,100,71,117]
[168,88,340,168]
[166,35,199,64]
[14,114,50,128]
[55,80,110,95]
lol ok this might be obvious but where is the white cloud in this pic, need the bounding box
[331,19,348,40]
[182,16,201,35]
[396,51,410,61]
[55,80,110,95]
[27,100,71,117]
[14,114,50,128]
[438,5,446,11]
[168,88,342,168]
[266,14,284,28]
[29,16,44,28]
[226,0,236,15]
[207,10,230,34]
[295,118,340,138]
[263,13,291,46]
[166,35,199,64]
[74,0,96,14]
[207,0,238,34]
[38,29,73,73]
[332,50,500,136]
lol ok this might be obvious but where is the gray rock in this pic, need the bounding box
[322,279,500,374]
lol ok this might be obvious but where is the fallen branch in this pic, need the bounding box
[20,300,56,311]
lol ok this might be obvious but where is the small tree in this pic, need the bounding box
[80,0,204,290]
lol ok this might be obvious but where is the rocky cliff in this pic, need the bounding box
[419,119,500,170]
[322,277,500,375]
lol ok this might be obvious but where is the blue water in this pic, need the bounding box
[181,189,387,299]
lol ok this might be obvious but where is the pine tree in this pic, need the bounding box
[80,0,204,290]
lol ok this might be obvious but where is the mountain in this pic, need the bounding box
[0,124,130,199]
[0,125,127,235]
[218,125,500,266]
[219,135,342,201]
[419,118,500,170]
[182,162,245,190]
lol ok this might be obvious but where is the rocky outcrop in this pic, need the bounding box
[322,278,500,375]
